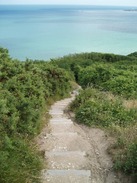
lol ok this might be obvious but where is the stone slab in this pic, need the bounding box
[45,151,88,170]
[42,169,91,183]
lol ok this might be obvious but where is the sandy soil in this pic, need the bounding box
[71,123,131,183]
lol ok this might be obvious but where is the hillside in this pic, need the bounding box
[0,48,137,182]
[0,47,72,183]
[53,52,137,181]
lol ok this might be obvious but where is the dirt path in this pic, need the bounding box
[37,94,128,183]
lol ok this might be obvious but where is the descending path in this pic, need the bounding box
[40,94,126,183]
[41,94,92,183]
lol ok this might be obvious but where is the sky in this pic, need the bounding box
[0,0,137,6]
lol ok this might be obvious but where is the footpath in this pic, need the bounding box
[41,94,91,183]
[40,94,125,183]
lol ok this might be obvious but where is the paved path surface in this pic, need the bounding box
[41,95,92,183]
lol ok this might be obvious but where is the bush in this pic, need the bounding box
[115,142,137,175]
[77,63,137,99]
[54,51,137,177]
[72,88,137,127]
[53,51,137,99]
[0,138,42,183]
[103,74,137,99]
[71,88,137,176]
[0,47,72,183]
[78,64,115,88]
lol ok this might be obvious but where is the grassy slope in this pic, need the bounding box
[53,52,137,179]
[1,48,137,182]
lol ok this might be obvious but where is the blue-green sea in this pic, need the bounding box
[0,5,137,60]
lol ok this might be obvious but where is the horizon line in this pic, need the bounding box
[0,4,136,7]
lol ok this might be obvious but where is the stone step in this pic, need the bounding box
[50,106,66,112]
[50,118,72,123]
[53,102,72,106]
[50,123,75,133]
[45,151,88,170]
[49,111,64,115]
[51,132,78,137]
[42,170,91,183]
[50,107,65,111]
[54,101,71,105]
[50,114,65,118]
[51,107,67,111]
[50,120,73,125]
[51,104,66,107]
[45,133,90,152]
[42,95,92,182]
[57,99,73,102]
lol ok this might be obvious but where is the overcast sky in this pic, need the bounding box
[0,0,137,6]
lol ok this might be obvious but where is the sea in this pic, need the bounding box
[0,5,137,60]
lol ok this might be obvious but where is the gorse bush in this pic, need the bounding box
[53,51,137,178]
[78,64,137,99]
[78,64,115,88]
[1,47,137,181]
[0,138,42,183]
[71,88,137,127]
[114,142,137,175]
[103,74,137,99]
[52,52,127,71]
[0,47,72,183]
[54,52,137,99]
[70,88,137,176]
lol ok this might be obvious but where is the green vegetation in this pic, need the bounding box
[53,52,137,178]
[1,48,137,181]
[70,88,137,177]
[53,52,137,99]
[0,47,72,183]
[70,88,137,127]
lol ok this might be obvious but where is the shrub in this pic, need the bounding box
[0,138,42,183]
[71,88,137,176]
[115,142,137,175]
[76,95,137,126]
[78,64,115,88]
[0,47,72,183]
[74,88,137,127]
[103,74,137,99]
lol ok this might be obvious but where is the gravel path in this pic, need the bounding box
[38,94,128,183]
